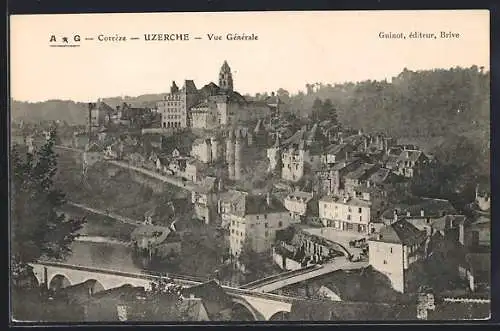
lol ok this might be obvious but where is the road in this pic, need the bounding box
[249,257,369,293]
[67,201,140,225]
[53,145,197,191]
[107,160,196,191]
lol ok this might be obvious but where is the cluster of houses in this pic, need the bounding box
[34,101,488,297]
[13,61,489,299]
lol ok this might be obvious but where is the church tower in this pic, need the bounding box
[219,60,234,92]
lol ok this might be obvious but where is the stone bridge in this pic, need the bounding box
[29,262,294,321]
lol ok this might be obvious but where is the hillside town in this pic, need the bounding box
[11,61,491,322]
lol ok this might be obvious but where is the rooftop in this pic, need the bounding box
[181,281,232,320]
[286,191,314,202]
[369,219,426,245]
[382,198,457,219]
[320,195,372,208]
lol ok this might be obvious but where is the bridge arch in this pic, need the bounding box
[231,301,258,321]
[87,279,105,294]
[49,274,72,292]
[268,311,290,321]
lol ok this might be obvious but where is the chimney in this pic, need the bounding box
[266,192,271,206]
[420,209,425,217]
[393,210,398,223]
[406,211,411,217]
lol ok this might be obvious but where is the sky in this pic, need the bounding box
[10,10,489,102]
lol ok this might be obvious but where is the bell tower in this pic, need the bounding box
[219,60,234,92]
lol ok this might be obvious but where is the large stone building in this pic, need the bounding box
[218,191,297,257]
[157,61,273,130]
[157,80,199,129]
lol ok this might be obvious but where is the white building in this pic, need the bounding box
[191,138,213,164]
[319,194,372,234]
[284,191,315,223]
[368,219,427,293]
[281,142,308,182]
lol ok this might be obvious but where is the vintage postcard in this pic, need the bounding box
[9,10,490,322]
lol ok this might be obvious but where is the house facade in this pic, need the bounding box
[368,219,427,293]
[284,191,316,223]
[319,194,372,234]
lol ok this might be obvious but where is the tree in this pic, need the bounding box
[11,129,85,285]
[129,277,186,321]
[321,98,338,124]
[311,98,323,121]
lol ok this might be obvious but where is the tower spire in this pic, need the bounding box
[219,60,234,92]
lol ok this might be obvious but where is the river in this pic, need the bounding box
[60,240,145,274]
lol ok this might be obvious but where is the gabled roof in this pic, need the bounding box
[286,191,314,203]
[131,225,172,244]
[369,219,426,245]
[387,147,403,157]
[369,168,393,185]
[326,143,350,155]
[345,163,378,180]
[86,142,104,152]
[220,191,287,217]
[431,214,467,232]
[398,150,424,163]
[90,284,145,301]
[382,198,457,219]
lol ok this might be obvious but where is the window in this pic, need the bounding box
[265,223,269,228]
[264,214,267,219]
[256,216,260,220]
[390,247,393,254]
[359,216,362,222]
[278,221,283,227]
[347,215,351,221]
[358,208,362,213]
[348,207,352,213]
[324,204,327,209]
[383,260,387,264]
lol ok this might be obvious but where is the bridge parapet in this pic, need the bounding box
[29,261,300,321]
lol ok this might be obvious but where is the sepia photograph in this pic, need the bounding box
[9,10,490,323]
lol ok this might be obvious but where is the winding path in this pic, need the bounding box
[107,160,196,191]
